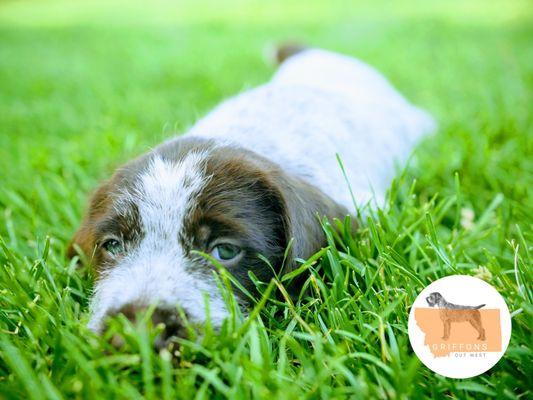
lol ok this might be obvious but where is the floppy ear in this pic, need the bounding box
[268,171,350,270]
[67,181,112,261]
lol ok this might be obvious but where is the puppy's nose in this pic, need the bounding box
[114,302,142,323]
[111,303,187,350]
[151,308,188,350]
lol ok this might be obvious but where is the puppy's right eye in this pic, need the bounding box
[211,243,242,261]
[101,238,124,257]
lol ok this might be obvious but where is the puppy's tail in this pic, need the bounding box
[265,42,308,65]
[474,304,486,309]
[275,43,308,64]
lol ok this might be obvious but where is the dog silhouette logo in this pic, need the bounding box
[408,275,511,378]
[425,292,486,341]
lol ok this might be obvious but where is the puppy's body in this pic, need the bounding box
[70,48,435,341]
[188,49,435,208]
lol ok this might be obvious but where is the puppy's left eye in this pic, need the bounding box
[211,243,241,261]
[101,238,125,257]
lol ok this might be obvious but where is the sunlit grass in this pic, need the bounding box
[0,0,531,398]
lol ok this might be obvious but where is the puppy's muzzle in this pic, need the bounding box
[110,303,188,350]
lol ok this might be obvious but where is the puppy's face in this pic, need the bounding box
[69,138,347,337]
[426,292,443,307]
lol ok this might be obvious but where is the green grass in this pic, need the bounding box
[0,0,532,398]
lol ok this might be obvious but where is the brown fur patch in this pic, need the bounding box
[275,43,307,64]
[67,171,143,272]
[67,181,113,262]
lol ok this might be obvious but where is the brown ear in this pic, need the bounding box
[67,181,112,261]
[268,171,350,270]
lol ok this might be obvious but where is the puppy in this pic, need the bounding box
[68,47,435,346]
[426,292,486,341]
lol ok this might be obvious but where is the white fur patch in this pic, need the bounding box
[189,49,436,210]
[87,153,229,332]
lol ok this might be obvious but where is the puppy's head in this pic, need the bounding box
[426,292,443,307]
[68,138,347,342]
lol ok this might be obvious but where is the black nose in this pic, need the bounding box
[111,303,187,350]
[151,308,188,350]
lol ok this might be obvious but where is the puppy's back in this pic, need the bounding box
[273,49,406,105]
[188,49,436,209]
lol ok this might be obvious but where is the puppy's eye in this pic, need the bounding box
[101,238,124,256]
[211,243,241,261]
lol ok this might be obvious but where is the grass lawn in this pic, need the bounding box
[0,0,531,398]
